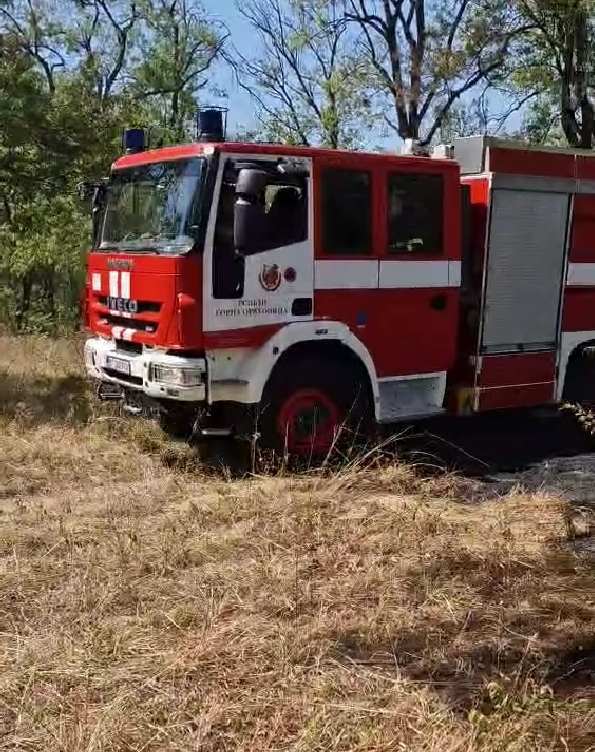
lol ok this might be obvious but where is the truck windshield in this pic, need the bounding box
[99,157,205,254]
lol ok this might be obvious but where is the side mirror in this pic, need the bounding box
[234,198,265,255]
[78,181,96,203]
[233,167,268,255]
[78,178,108,205]
[236,167,267,200]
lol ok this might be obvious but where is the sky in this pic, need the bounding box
[201,0,258,135]
[200,0,524,147]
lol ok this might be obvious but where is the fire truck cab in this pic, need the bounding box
[82,113,595,457]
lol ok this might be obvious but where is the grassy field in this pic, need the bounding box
[0,335,593,751]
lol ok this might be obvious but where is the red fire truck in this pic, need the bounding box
[82,110,595,458]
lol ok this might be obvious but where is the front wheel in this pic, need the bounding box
[259,359,373,461]
[158,410,194,441]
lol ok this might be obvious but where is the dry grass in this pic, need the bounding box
[0,335,593,752]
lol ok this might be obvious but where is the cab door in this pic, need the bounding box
[376,161,462,378]
[203,153,314,346]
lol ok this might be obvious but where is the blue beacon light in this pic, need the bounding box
[123,128,146,154]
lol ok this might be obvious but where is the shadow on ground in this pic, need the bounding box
[335,623,594,705]
[179,408,595,486]
[0,369,93,425]
[329,541,594,713]
[394,409,594,477]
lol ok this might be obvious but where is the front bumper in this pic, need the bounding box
[84,336,207,402]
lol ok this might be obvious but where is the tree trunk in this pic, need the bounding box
[15,273,32,331]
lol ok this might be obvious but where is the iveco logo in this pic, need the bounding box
[107,259,133,270]
[108,297,138,313]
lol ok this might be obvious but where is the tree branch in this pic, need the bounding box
[96,0,138,99]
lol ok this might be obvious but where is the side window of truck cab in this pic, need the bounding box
[320,168,372,256]
[264,183,308,248]
[387,172,444,254]
[211,157,310,299]
[214,158,308,254]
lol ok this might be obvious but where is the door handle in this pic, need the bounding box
[430,294,447,311]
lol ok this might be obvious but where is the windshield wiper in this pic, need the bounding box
[96,238,194,254]
[99,240,159,252]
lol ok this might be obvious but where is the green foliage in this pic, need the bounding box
[510,0,595,146]
[349,0,530,144]
[0,0,225,332]
[234,0,376,149]
[0,196,87,331]
[130,0,227,138]
[1,0,593,335]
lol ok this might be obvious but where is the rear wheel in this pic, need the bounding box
[562,354,595,407]
[561,353,595,448]
[259,359,372,460]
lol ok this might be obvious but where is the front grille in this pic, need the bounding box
[93,295,162,334]
[116,341,142,355]
[102,314,158,333]
[103,369,143,386]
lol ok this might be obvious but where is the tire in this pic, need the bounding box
[562,355,595,406]
[561,355,595,449]
[193,438,251,477]
[158,411,193,441]
[258,358,373,460]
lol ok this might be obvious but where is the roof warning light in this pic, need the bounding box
[122,128,146,154]
[196,106,228,143]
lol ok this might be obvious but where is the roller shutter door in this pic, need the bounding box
[480,188,570,353]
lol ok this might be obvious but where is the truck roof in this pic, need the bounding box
[111,140,461,172]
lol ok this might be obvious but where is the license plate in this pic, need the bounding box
[106,356,131,375]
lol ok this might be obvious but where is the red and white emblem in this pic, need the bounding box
[258,263,282,292]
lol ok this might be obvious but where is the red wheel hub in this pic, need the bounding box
[277,388,341,456]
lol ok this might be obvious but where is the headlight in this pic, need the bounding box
[149,364,204,387]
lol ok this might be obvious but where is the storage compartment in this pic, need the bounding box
[480,188,570,353]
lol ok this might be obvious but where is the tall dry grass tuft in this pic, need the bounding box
[0,335,593,751]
